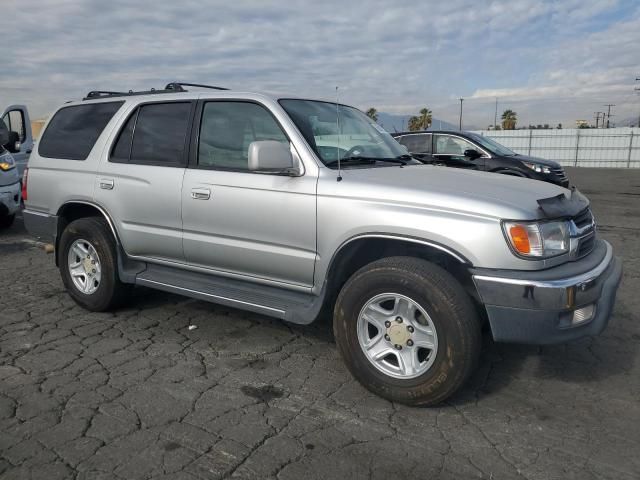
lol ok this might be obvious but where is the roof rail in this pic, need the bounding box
[165,82,229,91]
[83,82,229,101]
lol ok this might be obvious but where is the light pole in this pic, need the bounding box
[494,97,498,129]
[459,98,464,130]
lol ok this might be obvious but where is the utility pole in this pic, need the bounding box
[604,104,615,128]
[494,97,498,129]
[459,98,464,130]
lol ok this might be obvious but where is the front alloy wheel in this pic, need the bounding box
[358,293,438,379]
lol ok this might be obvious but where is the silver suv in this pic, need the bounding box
[23,83,622,405]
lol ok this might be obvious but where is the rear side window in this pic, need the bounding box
[398,134,431,153]
[111,102,192,166]
[39,102,124,160]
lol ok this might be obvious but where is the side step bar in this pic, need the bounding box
[135,264,325,325]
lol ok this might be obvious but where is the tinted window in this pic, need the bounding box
[130,102,191,166]
[198,102,288,170]
[434,135,477,155]
[110,110,137,163]
[39,102,124,160]
[398,134,431,153]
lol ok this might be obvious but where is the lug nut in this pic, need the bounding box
[396,316,403,323]
[407,326,414,333]
[384,334,390,341]
[395,344,402,350]
[385,321,391,328]
[91,260,95,265]
[92,269,96,273]
[407,339,414,346]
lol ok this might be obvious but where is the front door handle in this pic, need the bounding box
[191,188,211,200]
[99,179,114,190]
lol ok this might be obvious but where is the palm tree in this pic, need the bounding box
[501,110,517,130]
[366,108,378,122]
[407,116,421,131]
[419,108,432,130]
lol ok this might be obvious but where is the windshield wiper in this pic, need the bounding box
[325,156,408,167]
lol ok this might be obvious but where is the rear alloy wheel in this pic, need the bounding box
[59,217,129,311]
[334,256,481,406]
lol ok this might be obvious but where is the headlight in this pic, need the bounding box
[503,220,569,258]
[523,162,551,174]
[0,154,15,171]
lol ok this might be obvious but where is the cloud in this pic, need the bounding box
[1,0,638,128]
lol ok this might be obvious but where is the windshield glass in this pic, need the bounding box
[279,99,416,168]
[468,133,516,156]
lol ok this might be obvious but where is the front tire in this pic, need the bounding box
[0,213,15,229]
[333,256,481,406]
[58,217,129,311]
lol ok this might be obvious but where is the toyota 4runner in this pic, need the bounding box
[23,83,622,405]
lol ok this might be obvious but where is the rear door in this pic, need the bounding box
[432,134,486,169]
[2,105,33,178]
[95,101,195,263]
[181,100,317,287]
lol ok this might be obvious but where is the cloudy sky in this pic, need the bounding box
[2,0,639,128]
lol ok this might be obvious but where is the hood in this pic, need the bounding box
[326,164,576,221]
[0,151,20,187]
[511,153,562,168]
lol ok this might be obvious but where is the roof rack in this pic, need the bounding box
[164,82,229,91]
[83,82,229,101]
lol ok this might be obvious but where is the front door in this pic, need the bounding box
[2,105,33,178]
[95,101,194,263]
[181,100,317,288]
[433,134,486,169]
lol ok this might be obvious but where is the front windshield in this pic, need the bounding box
[468,133,516,156]
[279,99,416,168]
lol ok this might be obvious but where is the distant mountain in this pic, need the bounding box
[375,112,460,133]
[616,116,640,128]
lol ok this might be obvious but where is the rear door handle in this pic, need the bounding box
[99,179,114,190]
[191,188,211,200]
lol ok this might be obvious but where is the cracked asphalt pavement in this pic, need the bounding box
[1,168,638,479]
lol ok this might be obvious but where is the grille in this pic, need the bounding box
[577,233,596,257]
[551,166,568,181]
[573,208,593,229]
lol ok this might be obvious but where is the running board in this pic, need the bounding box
[135,264,324,324]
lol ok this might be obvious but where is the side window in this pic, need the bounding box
[2,110,26,142]
[129,102,192,166]
[198,102,288,170]
[39,102,124,160]
[110,110,137,163]
[434,135,477,155]
[398,134,431,153]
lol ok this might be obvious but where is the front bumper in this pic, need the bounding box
[0,181,21,217]
[472,239,622,344]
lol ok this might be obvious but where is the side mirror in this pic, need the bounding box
[248,141,298,174]
[0,127,8,147]
[464,148,481,159]
[5,131,20,153]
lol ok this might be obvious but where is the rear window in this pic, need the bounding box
[39,102,124,160]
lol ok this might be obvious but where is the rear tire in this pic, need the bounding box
[0,214,15,229]
[333,256,481,406]
[58,217,129,311]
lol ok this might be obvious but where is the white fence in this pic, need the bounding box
[471,128,640,168]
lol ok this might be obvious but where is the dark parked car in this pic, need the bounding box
[392,130,569,187]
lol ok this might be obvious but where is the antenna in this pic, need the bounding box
[335,86,342,182]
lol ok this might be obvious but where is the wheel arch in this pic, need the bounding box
[55,201,121,266]
[320,235,483,320]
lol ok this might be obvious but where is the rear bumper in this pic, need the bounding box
[0,181,21,217]
[23,209,57,242]
[472,240,622,344]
